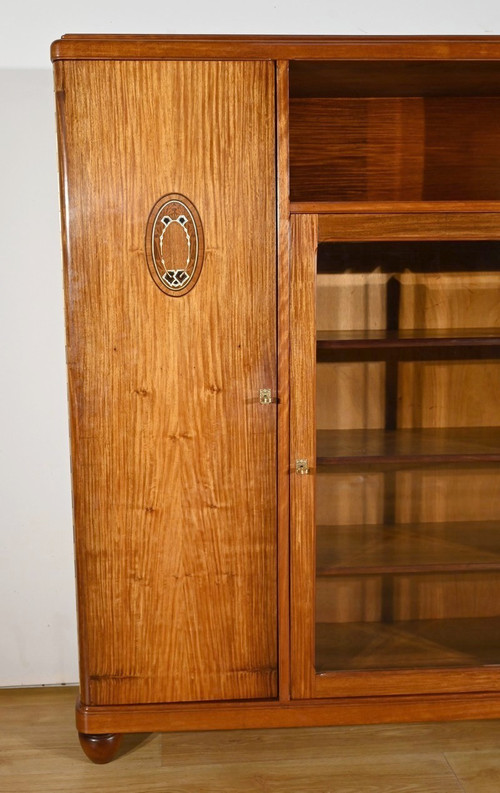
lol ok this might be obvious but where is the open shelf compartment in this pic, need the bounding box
[289,60,500,204]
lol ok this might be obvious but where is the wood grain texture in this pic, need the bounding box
[317,427,500,465]
[0,687,471,793]
[159,717,500,765]
[12,686,500,793]
[398,272,500,330]
[55,60,277,706]
[312,243,500,694]
[316,471,384,527]
[292,200,500,213]
[316,522,500,575]
[316,617,500,670]
[290,97,500,202]
[314,235,500,621]
[289,214,318,699]
[0,687,161,777]
[317,329,500,348]
[51,35,500,62]
[276,60,291,703]
[8,686,500,792]
[292,200,500,700]
[424,99,500,200]
[392,574,500,620]
[153,757,459,793]
[316,575,500,623]
[315,261,386,438]
[290,97,424,203]
[315,264,386,437]
[446,750,500,793]
[395,468,500,524]
[316,362,385,430]
[318,212,500,241]
[314,667,500,701]
[51,36,500,734]
[289,60,500,98]
[399,362,500,428]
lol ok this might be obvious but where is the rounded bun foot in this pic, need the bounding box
[78,732,123,764]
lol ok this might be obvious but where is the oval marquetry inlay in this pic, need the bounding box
[145,194,204,296]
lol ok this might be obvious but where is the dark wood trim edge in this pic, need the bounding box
[51,35,500,63]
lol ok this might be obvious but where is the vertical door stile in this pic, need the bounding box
[290,213,318,699]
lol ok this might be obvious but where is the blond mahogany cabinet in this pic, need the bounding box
[52,35,500,763]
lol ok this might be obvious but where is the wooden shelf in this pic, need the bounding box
[317,427,500,465]
[316,240,500,273]
[311,213,500,242]
[316,522,500,576]
[315,617,500,671]
[317,328,500,350]
[291,200,500,214]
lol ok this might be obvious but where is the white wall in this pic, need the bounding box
[4,0,500,69]
[0,68,77,685]
[2,1,500,686]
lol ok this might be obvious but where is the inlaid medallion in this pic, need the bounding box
[145,194,204,296]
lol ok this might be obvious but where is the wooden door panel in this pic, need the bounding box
[55,60,277,705]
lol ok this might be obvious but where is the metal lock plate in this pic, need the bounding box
[259,388,272,405]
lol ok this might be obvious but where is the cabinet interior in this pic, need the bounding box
[289,61,500,202]
[315,240,500,672]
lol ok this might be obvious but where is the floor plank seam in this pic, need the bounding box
[443,752,468,793]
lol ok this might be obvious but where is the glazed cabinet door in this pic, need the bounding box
[290,212,500,700]
[55,60,277,705]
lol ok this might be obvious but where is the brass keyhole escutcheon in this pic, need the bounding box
[260,389,272,405]
[296,459,310,475]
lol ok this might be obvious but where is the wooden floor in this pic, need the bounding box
[2,687,500,792]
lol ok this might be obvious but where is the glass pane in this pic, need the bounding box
[315,241,500,672]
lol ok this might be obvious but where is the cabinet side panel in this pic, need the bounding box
[57,60,277,705]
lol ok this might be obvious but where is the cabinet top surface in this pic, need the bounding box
[51,34,500,62]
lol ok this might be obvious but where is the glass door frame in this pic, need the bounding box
[289,210,500,700]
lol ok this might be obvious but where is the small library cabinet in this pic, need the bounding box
[51,35,500,763]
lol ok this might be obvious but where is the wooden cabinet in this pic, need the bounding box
[52,35,500,763]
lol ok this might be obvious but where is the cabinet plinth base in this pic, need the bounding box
[78,732,122,764]
[76,692,500,737]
